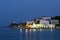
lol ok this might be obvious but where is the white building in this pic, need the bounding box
[48,24,55,29]
[40,19,49,24]
[51,20,59,24]
[44,24,49,28]
[43,24,55,29]
[31,23,45,28]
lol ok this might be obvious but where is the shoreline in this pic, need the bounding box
[14,27,60,30]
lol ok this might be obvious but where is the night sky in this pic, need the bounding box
[0,0,60,26]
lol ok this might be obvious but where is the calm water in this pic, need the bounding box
[0,27,60,40]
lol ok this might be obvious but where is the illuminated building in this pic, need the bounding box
[25,16,56,29]
[48,24,55,29]
[40,19,49,24]
[31,23,45,28]
[51,20,59,24]
[26,20,34,28]
[26,24,32,28]
[9,16,60,29]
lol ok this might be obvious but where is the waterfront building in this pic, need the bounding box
[42,24,55,29]
[43,24,49,29]
[39,24,45,28]
[31,23,45,28]
[40,19,49,24]
[48,24,55,29]
[51,20,59,24]
[9,16,60,29]
[25,16,57,29]
[26,20,34,28]
[51,16,60,23]
[26,24,32,28]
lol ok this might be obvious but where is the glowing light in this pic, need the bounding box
[26,29,28,32]
[26,24,32,28]
[39,24,44,28]
[20,29,22,32]
[51,29,53,31]
[32,23,36,28]
[49,24,52,29]
[31,23,45,28]
[40,29,43,31]
[29,29,32,32]
[49,24,55,29]
[33,29,36,32]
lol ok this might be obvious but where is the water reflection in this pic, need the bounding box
[26,29,28,33]
[25,29,28,40]
[19,29,56,40]
[29,29,32,32]
[0,27,60,40]
[33,29,36,32]
[20,29,44,33]
[20,29,22,32]
[50,29,53,40]
[40,29,43,31]
[50,29,52,31]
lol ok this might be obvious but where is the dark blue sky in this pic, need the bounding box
[0,0,60,26]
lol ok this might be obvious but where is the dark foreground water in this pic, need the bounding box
[0,27,60,40]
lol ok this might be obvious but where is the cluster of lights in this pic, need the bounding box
[26,23,45,28]
[31,23,44,28]
[26,23,55,29]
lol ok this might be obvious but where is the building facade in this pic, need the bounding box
[51,20,59,24]
[40,19,49,24]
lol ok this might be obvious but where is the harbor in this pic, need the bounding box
[9,16,60,29]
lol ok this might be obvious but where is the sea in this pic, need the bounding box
[0,26,60,40]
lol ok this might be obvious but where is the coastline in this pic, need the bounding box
[9,16,60,29]
[9,26,60,30]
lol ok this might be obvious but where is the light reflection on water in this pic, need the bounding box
[20,29,22,32]
[20,29,53,32]
[0,27,60,40]
[20,29,54,40]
